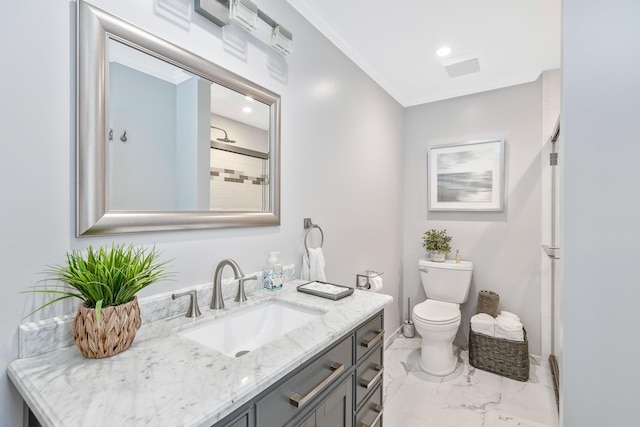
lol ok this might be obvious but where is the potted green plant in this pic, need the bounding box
[422,229,452,262]
[26,244,171,359]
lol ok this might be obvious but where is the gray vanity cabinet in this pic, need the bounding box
[217,408,255,427]
[214,310,384,427]
[354,315,385,427]
[294,374,353,427]
[255,334,353,426]
[355,383,383,427]
[355,344,384,406]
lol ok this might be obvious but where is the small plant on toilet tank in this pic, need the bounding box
[422,229,452,262]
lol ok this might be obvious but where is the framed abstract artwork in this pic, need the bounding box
[428,139,505,211]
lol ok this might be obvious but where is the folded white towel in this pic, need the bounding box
[473,313,495,323]
[302,247,326,282]
[470,313,496,337]
[500,311,520,321]
[496,316,522,329]
[495,313,524,341]
[495,326,524,341]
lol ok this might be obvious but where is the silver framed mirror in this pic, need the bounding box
[77,1,280,236]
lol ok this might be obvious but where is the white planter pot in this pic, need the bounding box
[431,252,446,262]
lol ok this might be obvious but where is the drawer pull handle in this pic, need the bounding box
[360,364,384,389]
[289,362,344,408]
[360,329,384,348]
[361,404,384,427]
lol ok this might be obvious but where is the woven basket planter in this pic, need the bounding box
[73,296,142,359]
[469,326,530,382]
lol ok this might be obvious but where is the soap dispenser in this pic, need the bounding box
[263,252,283,290]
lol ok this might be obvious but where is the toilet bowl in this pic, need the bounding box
[413,259,473,376]
[413,299,461,375]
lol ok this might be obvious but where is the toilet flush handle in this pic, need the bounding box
[420,267,429,273]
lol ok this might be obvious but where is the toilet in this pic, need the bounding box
[412,259,473,376]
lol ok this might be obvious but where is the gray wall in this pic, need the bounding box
[0,1,404,425]
[403,80,543,354]
[562,0,640,425]
[110,62,178,210]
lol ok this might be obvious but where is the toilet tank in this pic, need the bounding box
[419,259,473,304]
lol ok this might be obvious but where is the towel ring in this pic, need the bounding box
[304,224,324,256]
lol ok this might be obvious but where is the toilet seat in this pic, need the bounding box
[413,300,460,325]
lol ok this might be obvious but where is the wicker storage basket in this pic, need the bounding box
[73,296,142,359]
[469,326,530,381]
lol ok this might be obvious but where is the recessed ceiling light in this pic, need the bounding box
[436,46,452,57]
[242,107,252,113]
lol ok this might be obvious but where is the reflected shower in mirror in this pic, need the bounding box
[77,1,280,235]
[107,39,270,213]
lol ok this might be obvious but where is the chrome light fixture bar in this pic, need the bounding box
[256,7,293,56]
[194,0,293,56]
[194,0,229,27]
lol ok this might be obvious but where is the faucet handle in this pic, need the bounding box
[235,275,258,303]
[172,290,202,318]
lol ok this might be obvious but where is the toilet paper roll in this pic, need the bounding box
[368,275,383,292]
[358,275,383,292]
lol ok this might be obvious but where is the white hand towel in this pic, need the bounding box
[308,247,326,282]
[470,313,496,337]
[301,254,311,280]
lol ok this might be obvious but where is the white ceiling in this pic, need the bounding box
[286,0,561,107]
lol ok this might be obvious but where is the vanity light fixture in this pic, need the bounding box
[271,25,293,56]
[229,0,259,32]
[196,0,293,56]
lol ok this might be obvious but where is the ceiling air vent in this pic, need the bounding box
[444,58,480,78]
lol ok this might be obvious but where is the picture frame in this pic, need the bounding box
[428,138,505,211]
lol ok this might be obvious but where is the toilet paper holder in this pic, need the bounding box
[356,270,383,290]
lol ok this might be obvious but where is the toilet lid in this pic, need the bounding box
[414,300,461,324]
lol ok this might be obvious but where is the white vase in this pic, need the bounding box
[431,252,446,262]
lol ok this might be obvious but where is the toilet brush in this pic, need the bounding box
[403,297,415,338]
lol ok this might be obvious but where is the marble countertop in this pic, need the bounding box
[8,280,392,427]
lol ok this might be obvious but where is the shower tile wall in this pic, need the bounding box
[210,149,268,211]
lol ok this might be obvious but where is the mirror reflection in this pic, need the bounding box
[107,39,271,213]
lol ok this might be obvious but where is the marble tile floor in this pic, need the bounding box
[383,336,559,427]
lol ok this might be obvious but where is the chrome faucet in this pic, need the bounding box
[172,290,202,318]
[210,259,257,309]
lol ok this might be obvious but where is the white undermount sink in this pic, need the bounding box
[178,300,324,358]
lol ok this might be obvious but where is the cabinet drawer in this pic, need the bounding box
[225,412,250,427]
[355,344,383,406]
[256,335,353,427]
[292,374,353,427]
[355,312,384,362]
[355,383,383,427]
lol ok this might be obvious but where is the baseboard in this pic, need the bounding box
[384,325,404,350]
